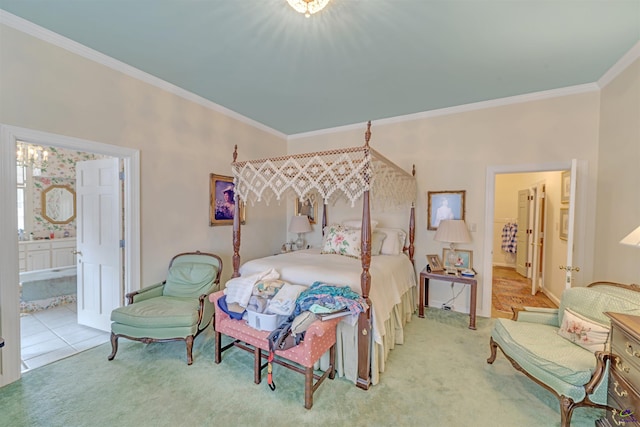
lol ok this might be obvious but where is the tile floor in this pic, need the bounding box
[20,302,110,372]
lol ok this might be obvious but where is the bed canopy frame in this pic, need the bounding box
[230,121,416,389]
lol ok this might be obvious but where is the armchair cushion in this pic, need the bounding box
[163,262,218,298]
[111,296,200,328]
[492,319,597,386]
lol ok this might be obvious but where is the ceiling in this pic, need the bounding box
[1,1,639,135]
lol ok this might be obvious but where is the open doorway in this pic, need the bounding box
[481,161,576,320]
[1,124,140,385]
[491,172,557,318]
[16,143,117,371]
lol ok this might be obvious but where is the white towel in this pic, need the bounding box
[224,268,279,308]
[266,283,306,316]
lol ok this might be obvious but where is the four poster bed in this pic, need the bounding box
[229,122,417,389]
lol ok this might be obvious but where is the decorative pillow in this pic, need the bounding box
[342,219,379,230]
[377,227,407,255]
[371,231,387,255]
[163,262,216,298]
[557,308,610,353]
[321,224,361,258]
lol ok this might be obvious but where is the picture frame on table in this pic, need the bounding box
[294,195,318,224]
[209,173,245,226]
[559,208,569,240]
[427,190,466,230]
[442,249,473,271]
[426,254,444,272]
[561,170,570,204]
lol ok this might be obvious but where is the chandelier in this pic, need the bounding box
[287,0,330,17]
[16,141,49,170]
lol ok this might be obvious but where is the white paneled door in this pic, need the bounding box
[76,158,122,331]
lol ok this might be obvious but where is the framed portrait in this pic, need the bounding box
[426,254,444,272]
[559,208,569,240]
[209,174,245,226]
[294,195,318,224]
[442,249,473,271]
[561,170,570,204]
[427,190,466,230]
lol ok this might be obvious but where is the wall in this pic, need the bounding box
[0,24,288,288]
[289,91,601,315]
[595,58,640,283]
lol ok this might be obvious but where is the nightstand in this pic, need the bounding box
[419,268,477,330]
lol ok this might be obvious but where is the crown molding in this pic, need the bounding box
[598,41,640,89]
[0,10,286,140]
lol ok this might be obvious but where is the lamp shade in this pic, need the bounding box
[620,226,640,248]
[434,220,471,244]
[289,215,312,234]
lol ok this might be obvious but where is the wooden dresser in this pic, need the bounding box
[597,312,640,426]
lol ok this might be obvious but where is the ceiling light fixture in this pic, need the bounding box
[16,141,48,171]
[287,0,330,18]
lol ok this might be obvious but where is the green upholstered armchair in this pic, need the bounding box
[108,251,222,365]
[487,281,640,427]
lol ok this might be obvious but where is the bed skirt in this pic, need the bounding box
[318,285,417,385]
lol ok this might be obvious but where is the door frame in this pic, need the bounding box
[0,124,140,386]
[482,160,586,318]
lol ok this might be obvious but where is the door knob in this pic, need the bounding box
[559,265,580,272]
[72,250,83,256]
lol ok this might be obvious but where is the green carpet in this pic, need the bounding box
[0,309,603,427]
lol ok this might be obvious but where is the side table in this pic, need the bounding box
[419,268,477,330]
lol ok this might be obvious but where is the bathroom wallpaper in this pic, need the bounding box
[28,146,107,238]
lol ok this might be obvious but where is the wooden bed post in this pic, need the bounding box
[357,189,372,390]
[232,145,241,278]
[322,203,328,235]
[357,122,373,390]
[408,165,416,264]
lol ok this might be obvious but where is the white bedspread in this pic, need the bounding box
[239,249,417,344]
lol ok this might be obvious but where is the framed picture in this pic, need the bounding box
[427,190,466,230]
[442,249,473,271]
[559,207,569,240]
[561,170,570,204]
[294,195,318,224]
[209,174,245,226]
[426,254,444,272]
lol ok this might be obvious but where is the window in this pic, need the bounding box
[17,165,26,232]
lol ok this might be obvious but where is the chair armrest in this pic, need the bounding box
[304,317,342,339]
[513,306,559,326]
[126,282,165,304]
[199,293,216,327]
[209,291,231,327]
[585,350,611,394]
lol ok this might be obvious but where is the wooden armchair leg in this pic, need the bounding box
[254,347,262,384]
[304,367,314,409]
[215,331,222,364]
[107,332,118,361]
[186,335,194,365]
[487,337,498,364]
[329,344,336,380]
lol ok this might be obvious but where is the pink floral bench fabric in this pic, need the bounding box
[209,290,340,409]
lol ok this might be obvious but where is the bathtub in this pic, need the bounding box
[20,266,77,312]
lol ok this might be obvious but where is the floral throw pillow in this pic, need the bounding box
[557,308,610,353]
[321,224,361,258]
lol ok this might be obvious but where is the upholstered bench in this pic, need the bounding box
[209,290,340,409]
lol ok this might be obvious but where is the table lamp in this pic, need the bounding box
[434,219,472,274]
[620,225,640,248]
[289,215,312,250]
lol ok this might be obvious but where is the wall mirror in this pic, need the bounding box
[41,185,76,224]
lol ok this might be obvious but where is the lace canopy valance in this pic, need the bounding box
[232,142,416,209]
